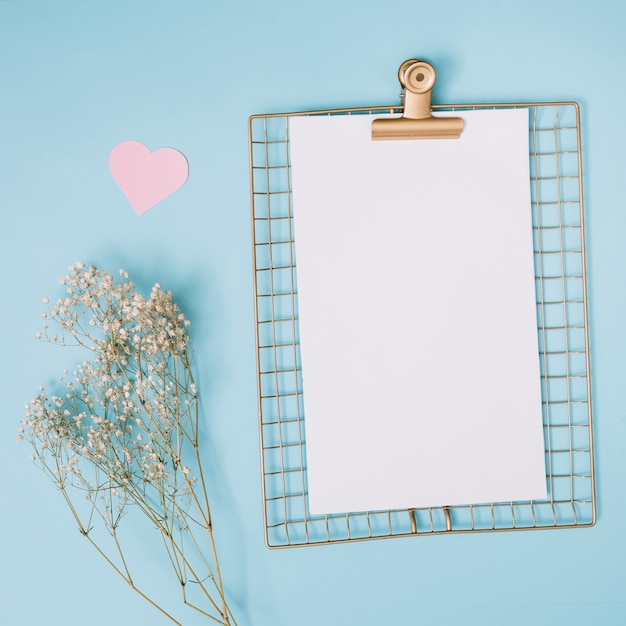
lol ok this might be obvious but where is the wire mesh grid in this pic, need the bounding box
[249,102,594,548]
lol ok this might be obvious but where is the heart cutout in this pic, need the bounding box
[109,141,189,215]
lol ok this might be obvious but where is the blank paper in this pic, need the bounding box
[289,110,547,515]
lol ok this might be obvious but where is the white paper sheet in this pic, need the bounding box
[289,109,547,515]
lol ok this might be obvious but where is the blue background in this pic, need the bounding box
[1,1,625,624]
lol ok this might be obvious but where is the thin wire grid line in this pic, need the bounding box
[264,116,291,545]
[533,104,557,525]
[553,106,578,524]
[574,107,596,525]
[282,113,310,545]
[249,101,595,548]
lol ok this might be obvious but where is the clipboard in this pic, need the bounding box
[249,59,595,548]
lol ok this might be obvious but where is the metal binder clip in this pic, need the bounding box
[372,59,464,140]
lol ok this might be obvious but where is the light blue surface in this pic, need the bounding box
[1,1,625,624]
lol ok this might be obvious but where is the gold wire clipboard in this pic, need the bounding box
[249,60,595,548]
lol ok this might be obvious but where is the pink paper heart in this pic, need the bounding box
[109,140,189,215]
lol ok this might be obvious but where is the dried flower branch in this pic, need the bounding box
[19,262,236,625]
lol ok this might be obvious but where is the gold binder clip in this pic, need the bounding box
[372,59,464,140]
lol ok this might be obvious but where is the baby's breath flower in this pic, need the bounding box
[19,263,233,625]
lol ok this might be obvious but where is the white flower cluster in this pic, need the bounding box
[19,263,235,625]
[21,263,199,531]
